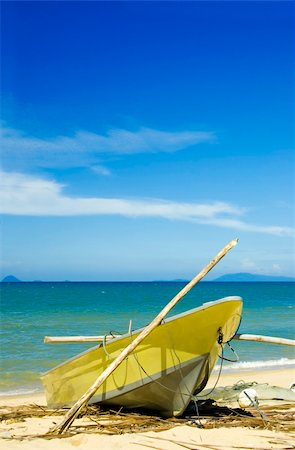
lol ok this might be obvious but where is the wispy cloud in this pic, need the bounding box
[199,217,294,236]
[239,260,284,275]
[240,258,263,273]
[1,171,293,237]
[1,124,215,171]
[91,165,112,176]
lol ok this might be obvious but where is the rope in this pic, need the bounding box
[193,343,225,400]
[194,328,240,400]
[129,324,219,428]
[100,321,242,425]
[102,330,122,358]
[218,341,239,363]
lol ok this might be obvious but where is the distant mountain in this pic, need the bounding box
[170,279,189,282]
[1,275,22,282]
[213,272,295,282]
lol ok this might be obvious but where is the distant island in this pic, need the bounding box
[1,275,22,282]
[213,272,295,282]
[1,273,294,283]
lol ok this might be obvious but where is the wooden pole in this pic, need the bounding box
[44,336,115,343]
[49,238,238,434]
[233,333,295,346]
[45,332,295,347]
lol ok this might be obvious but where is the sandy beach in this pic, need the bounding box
[1,367,294,449]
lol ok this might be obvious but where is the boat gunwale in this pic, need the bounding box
[41,295,243,377]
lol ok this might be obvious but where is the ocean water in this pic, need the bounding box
[0,282,294,395]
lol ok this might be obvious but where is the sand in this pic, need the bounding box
[1,367,294,450]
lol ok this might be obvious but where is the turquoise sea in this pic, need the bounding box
[0,282,294,395]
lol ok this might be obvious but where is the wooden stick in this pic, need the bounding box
[49,238,238,434]
[44,335,115,343]
[233,333,295,346]
[45,333,295,346]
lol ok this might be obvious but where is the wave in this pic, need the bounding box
[214,357,295,372]
[0,387,42,397]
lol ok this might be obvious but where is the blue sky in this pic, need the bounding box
[1,1,294,281]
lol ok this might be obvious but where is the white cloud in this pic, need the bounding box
[239,260,285,276]
[0,124,215,171]
[200,217,294,236]
[91,165,112,176]
[240,258,262,273]
[1,171,294,237]
[272,264,282,273]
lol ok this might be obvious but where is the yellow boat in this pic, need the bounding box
[41,296,242,417]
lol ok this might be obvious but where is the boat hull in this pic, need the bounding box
[41,296,243,416]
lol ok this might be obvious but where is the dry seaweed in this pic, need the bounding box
[0,401,294,439]
[0,404,65,421]
[199,403,295,433]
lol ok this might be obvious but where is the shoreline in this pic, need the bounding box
[1,359,294,398]
[0,366,294,406]
[1,367,294,449]
[208,366,295,388]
